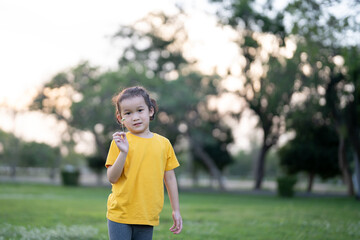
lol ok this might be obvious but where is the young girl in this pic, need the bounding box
[105,86,182,240]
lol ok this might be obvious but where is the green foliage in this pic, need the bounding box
[211,0,286,38]
[19,142,59,168]
[114,12,189,78]
[0,129,21,166]
[229,148,279,178]
[60,169,80,186]
[113,12,235,175]
[277,175,297,198]
[86,155,104,174]
[285,0,359,47]
[278,110,340,179]
[1,184,360,239]
[61,149,86,168]
[227,150,254,177]
[210,0,307,189]
[30,11,235,179]
[153,73,234,172]
[0,129,59,168]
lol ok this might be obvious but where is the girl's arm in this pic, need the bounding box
[107,152,127,184]
[107,132,128,184]
[164,169,182,234]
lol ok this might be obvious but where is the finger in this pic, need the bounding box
[113,132,122,138]
[119,132,127,139]
[172,225,181,234]
[113,132,126,141]
[113,135,121,140]
[170,220,182,234]
[114,136,123,143]
[175,220,182,234]
[169,223,176,231]
[178,220,183,233]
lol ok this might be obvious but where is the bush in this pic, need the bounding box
[60,165,80,186]
[277,175,297,198]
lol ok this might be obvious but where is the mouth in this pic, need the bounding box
[133,122,142,127]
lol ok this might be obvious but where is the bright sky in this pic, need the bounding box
[0,0,262,152]
[0,0,185,104]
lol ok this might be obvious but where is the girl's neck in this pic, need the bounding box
[130,130,153,139]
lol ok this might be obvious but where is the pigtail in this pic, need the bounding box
[150,98,158,121]
[112,93,121,125]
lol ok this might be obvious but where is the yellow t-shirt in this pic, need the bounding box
[105,132,179,226]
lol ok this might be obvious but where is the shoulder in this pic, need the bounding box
[108,139,120,153]
[152,134,174,150]
[109,139,117,149]
[153,133,171,144]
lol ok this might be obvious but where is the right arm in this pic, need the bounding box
[107,132,128,184]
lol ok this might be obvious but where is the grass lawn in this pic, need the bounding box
[0,183,359,240]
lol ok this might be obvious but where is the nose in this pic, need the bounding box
[132,112,140,121]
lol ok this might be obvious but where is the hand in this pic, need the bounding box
[169,211,182,234]
[113,132,129,153]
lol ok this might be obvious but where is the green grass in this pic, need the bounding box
[0,183,359,240]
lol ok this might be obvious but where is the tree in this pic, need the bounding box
[19,142,59,167]
[31,62,162,158]
[113,11,234,189]
[30,58,233,190]
[209,0,302,189]
[115,11,189,80]
[279,106,340,192]
[209,0,360,194]
[156,74,234,189]
[20,141,60,180]
[285,0,360,196]
[87,155,105,185]
[30,63,101,165]
[0,129,21,178]
[0,129,60,180]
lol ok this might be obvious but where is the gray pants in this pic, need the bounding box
[107,219,154,240]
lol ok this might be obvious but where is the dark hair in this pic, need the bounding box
[112,86,158,124]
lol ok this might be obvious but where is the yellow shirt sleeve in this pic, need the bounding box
[165,139,180,171]
[105,140,120,168]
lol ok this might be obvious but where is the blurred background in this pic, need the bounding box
[1,0,360,198]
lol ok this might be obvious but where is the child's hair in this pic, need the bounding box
[112,86,158,124]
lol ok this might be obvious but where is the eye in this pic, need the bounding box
[138,109,144,112]
[124,112,130,115]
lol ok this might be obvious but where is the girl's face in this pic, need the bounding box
[118,96,154,137]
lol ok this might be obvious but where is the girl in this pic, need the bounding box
[105,86,182,240]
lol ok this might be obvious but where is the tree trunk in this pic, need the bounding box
[190,160,199,187]
[326,74,355,196]
[190,138,226,191]
[94,133,108,159]
[338,135,354,196]
[348,131,360,199]
[354,155,360,200]
[345,96,360,199]
[254,142,271,190]
[49,154,61,182]
[9,110,20,179]
[307,172,315,193]
[96,172,103,186]
[10,140,20,179]
[10,163,16,179]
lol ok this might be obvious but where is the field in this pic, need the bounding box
[0,183,359,240]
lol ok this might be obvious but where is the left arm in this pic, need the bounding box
[164,170,182,234]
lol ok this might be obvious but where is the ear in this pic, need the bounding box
[116,113,122,124]
[149,106,155,118]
